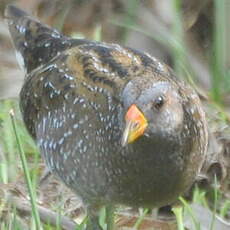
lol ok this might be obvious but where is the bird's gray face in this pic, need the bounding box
[121,79,184,146]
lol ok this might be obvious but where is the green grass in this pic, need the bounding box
[0,100,41,230]
[10,110,41,229]
[0,0,230,229]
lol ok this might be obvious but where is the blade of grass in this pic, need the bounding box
[111,18,180,53]
[120,0,139,42]
[192,187,208,208]
[53,1,71,31]
[0,101,15,183]
[133,208,148,229]
[10,109,42,230]
[220,200,230,218]
[210,175,218,230]
[179,197,200,230]
[171,0,185,78]
[105,205,115,230]
[212,0,226,102]
[99,206,107,230]
[93,25,102,42]
[172,206,184,230]
[76,216,88,230]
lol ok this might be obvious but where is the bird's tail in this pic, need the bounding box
[5,5,70,73]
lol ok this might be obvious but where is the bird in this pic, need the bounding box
[5,5,208,230]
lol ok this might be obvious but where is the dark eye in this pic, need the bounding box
[154,96,164,109]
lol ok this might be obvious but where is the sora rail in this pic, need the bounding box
[6,5,208,230]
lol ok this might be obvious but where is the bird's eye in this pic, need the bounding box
[154,96,164,110]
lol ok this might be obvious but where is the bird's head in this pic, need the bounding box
[121,77,184,146]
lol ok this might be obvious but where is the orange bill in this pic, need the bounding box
[121,104,148,146]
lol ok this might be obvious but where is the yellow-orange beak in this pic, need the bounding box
[121,104,148,146]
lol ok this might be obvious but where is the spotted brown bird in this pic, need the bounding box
[5,5,208,230]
